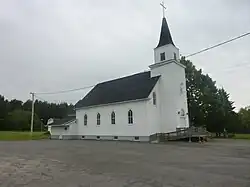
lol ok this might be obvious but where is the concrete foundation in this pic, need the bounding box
[50,135,149,142]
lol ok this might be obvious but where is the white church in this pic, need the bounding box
[48,13,189,142]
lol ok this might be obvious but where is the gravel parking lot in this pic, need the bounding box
[0,139,249,187]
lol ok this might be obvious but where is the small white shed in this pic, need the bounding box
[47,117,77,140]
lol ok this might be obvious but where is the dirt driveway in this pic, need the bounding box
[0,139,249,187]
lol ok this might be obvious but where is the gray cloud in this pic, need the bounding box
[0,0,250,109]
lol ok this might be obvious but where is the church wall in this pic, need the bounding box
[168,63,189,129]
[154,44,180,63]
[68,122,78,135]
[76,100,151,140]
[146,83,161,134]
[50,126,65,137]
[150,62,189,133]
[50,121,78,139]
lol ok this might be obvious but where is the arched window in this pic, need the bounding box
[111,111,115,124]
[128,110,133,124]
[97,113,101,125]
[84,114,87,126]
[153,92,156,105]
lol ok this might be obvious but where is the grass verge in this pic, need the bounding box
[234,134,250,140]
[0,131,49,141]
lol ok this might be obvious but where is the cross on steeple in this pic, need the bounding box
[160,1,167,18]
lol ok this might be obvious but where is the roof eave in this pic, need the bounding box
[75,98,150,110]
[49,124,69,127]
[154,44,179,50]
[149,59,186,69]
[48,119,76,127]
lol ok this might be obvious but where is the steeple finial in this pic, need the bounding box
[160,1,167,18]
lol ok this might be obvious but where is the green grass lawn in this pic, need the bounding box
[0,131,49,141]
[234,134,250,140]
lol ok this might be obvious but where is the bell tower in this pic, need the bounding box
[149,2,189,132]
[154,10,180,64]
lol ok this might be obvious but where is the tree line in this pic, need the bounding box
[0,58,249,133]
[0,97,74,131]
[181,57,249,134]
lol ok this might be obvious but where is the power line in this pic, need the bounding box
[34,94,74,104]
[186,31,250,58]
[34,31,250,96]
[35,84,95,95]
[34,95,47,102]
[202,61,250,75]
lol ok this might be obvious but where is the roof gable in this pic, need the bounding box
[75,71,160,108]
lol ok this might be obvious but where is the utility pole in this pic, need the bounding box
[30,92,35,135]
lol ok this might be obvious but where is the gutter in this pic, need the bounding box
[149,59,186,69]
[48,119,76,127]
[75,98,150,111]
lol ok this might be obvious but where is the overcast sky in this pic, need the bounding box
[0,0,250,109]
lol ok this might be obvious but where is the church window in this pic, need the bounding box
[111,111,115,124]
[153,92,156,105]
[128,110,133,124]
[180,83,184,95]
[160,52,166,61]
[84,114,87,126]
[174,52,177,60]
[97,113,101,125]
[180,109,185,117]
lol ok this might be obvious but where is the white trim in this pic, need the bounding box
[49,124,69,127]
[149,59,186,69]
[75,98,150,110]
[154,44,180,50]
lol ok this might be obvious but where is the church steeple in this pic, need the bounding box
[156,17,175,48]
[152,6,179,64]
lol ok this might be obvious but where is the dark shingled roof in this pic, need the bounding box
[156,17,175,48]
[75,71,160,108]
[50,116,76,126]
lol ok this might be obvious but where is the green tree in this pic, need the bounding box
[181,57,236,133]
[0,94,74,131]
[238,107,250,133]
[5,110,41,131]
[0,95,8,130]
[8,99,23,111]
